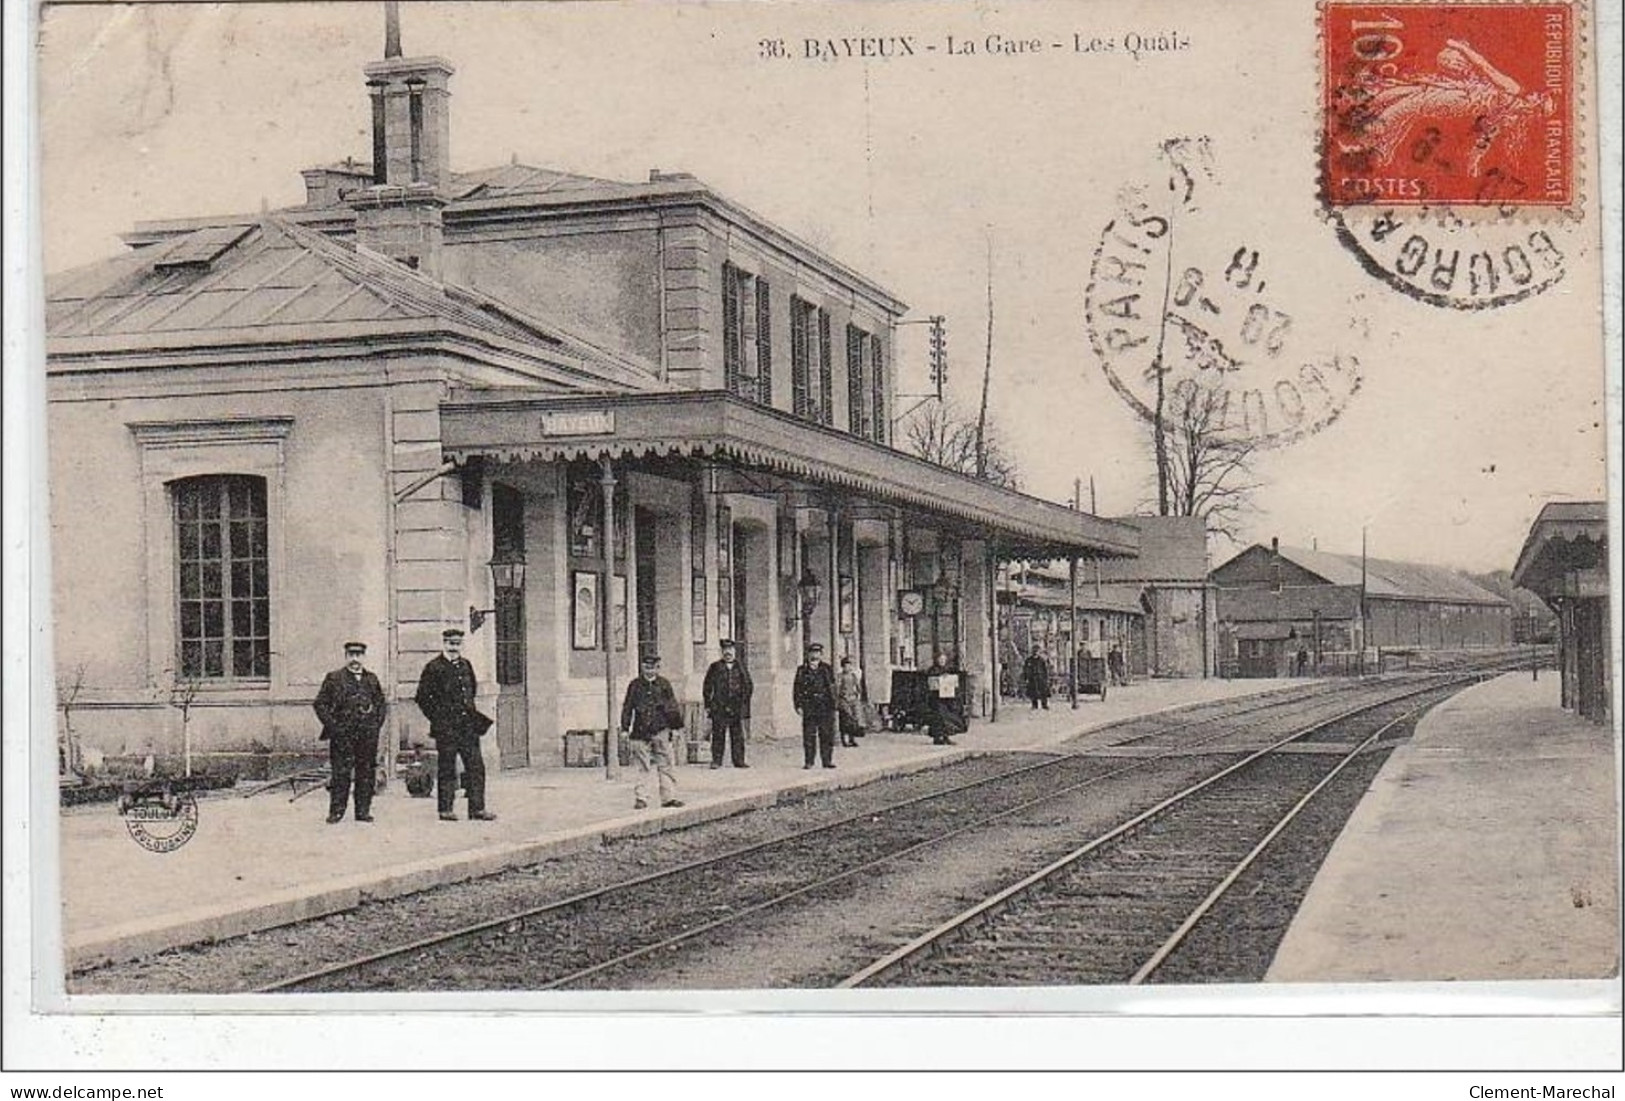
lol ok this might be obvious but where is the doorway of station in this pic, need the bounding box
[634,506,659,663]
[492,483,529,768]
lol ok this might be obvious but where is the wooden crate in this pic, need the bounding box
[563,730,607,768]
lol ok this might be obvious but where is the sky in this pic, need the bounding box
[35,0,1616,573]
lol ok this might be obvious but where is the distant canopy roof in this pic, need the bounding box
[1232,623,1296,641]
[1218,586,1363,623]
[1512,502,1609,597]
[441,391,1141,561]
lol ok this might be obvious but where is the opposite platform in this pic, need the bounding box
[1268,672,1619,983]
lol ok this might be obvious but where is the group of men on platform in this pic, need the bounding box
[315,634,899,823]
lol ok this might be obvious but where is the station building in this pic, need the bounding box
[46,29,1137,773]
[1512,502,1611,723]
[1212,539,1512,677]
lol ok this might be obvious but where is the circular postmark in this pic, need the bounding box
[1327,206,1569,310]
[1085,138,1363,450]
[118,784,200,853]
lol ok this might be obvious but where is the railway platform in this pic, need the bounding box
[60,675,1291,973]
[1267,671,1619,983]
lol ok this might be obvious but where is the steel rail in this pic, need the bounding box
[1128,698,1434,984]
[527,685,1385,990]
[836,673,1483,988]
[257,682,1361,992]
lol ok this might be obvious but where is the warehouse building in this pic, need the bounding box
[1212,539,1512,677]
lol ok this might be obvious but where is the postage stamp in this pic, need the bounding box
[1322,2,1576,208]
[1319,0,1584,310]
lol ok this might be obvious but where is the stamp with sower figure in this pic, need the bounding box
[1320,1,1581,310]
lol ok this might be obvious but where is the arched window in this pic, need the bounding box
[173,475,270,679]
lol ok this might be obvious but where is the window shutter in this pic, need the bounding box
[818,309,833,426]
[755,278,772,405]
[791,297,810,418]
[847,324,866,436]
[722,263,742,395]
[871,337,887,444]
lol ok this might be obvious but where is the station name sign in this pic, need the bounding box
[540,410,615,437]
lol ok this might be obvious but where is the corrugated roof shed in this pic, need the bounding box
[1273,545,1508,606]
[1213,544,1510,607]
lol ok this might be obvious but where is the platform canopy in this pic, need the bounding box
[1513,501,1609,599]
[442,390,1140,562]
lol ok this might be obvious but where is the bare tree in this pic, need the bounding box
[1151,381,1264,539]
[903,399,1021,490]
[168,667,204,777]
[57,664,87,778]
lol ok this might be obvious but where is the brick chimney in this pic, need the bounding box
[349,3,453,276]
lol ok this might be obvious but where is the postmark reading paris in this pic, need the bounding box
[1086,139,1363,451]
[1320,0,1581,309]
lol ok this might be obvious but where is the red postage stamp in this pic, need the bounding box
[1322,2,1576,208]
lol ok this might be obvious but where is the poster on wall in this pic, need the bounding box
[838,575,855,636]
[567,469,600,559]
[571,570,598,650]
[691,576,707,645]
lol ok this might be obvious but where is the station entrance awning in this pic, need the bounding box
[441,390,1140,561]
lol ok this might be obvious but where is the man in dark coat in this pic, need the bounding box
[792,642,838,769]
[313,641,388,823]
[1022,648,1051,710]
[620,652,684,810]
[702,639,754,769]
[925,651,961,746]
[414,628,496,822]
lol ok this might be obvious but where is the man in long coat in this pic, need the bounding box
[702,639,754,769]
[314,640,388,823]
[793,642,838,769]
[414,628,496,822]
[1022,648,1051,710]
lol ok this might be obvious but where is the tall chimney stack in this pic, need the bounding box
[351,3,453,276]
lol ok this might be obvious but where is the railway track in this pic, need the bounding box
[837,682,1464,988]
[262,671,1499,993]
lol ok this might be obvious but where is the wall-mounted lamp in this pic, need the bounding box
[784,567,824,630]
[470,547,527,633]
[798,568,824,620]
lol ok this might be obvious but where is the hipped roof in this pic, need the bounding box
[47,216,664,390]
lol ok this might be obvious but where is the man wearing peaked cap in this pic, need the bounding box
[703,638,754,769]
[620,651,685,810]
[414,626,497,822]
[793,642,839,770]
[313,640,387,823]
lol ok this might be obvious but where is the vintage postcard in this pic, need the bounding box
[9,0,1619,1073]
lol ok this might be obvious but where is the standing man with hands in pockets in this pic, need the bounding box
[414,628,497,822]
[793,642,839,770]
[703,639,753,769]
[314,640,387,824]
